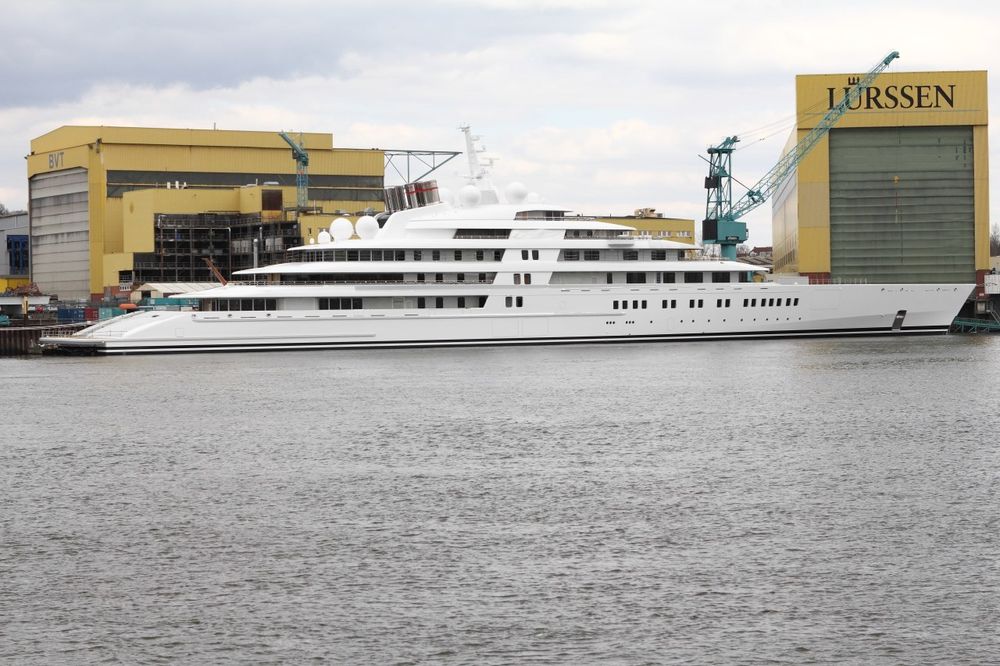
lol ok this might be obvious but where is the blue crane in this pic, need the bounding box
[279,131,310,209]
[703,50,900,259]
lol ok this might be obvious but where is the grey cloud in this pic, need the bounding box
[2,0,609,107]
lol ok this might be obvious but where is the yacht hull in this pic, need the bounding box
[39,283,972,355]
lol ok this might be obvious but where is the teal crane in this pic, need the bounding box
[278,131,310,209]
[703,50,900,259]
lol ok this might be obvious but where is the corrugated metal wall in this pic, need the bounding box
[30,168,90,300]
[829,126,975,283]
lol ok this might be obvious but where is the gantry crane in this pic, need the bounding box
[278,131,309,209]
[703,50,900,259]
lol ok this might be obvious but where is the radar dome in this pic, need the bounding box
[459,185,482,207]
[355,215,379,239]
[330,217,354,241]
[317,230,332,244]
[505,181,528,204]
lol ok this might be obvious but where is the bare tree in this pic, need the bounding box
[0,201,8,215]
[991,223,1000,257]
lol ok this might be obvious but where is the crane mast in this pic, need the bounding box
[278,131,310,210]
[703,50,900,259]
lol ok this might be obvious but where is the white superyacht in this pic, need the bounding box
[41,176,972,355]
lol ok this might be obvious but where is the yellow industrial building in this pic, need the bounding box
[26,126,384,300]
[597,208,696,244]
[773,69,989,297]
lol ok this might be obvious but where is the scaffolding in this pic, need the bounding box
[131,212,300,284]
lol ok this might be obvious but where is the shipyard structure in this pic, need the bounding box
[26,127,384,301]
[772,68,990,301]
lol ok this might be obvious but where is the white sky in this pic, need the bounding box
[1,0,997,247]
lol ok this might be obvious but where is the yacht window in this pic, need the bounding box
[613,300,619,310]
[334,250,346,261]
[479,296,488,307]
[585,250,600,261]
[347,250,359,261]
[319,297,361,310]
[564,250,580,261]
[626,272,646,284]
[435,297,444,308]
[457,273,465,282]
[435,273,443,283]
[689,299,695,308]
[532,250,539,260]
[662,272,676,283]
[743,298,748,307]
[606,273,613,284]
[506,296,513,307]
[432,250,441,261]
[712,272,730,283]
[476,250,484,261]
[633,300,639,309]
[521,250,529,260]
[524,274,531,285]
[395,250,405,261]
[698,299,704,308]
[769,298,774,307]
[418,297,426,309]
[725,299,731,307]
[683,272,703,283]
[651,250,667,260]
[417,273,425,282]
[514,274,521,285]
[494,250,503,261]
[623,250,639,261]
[642,300,647,309]
[414,250,422,261]
[751,299,757,306]
[454,250,462,261]
[478,273,487,283]
[360,250,371,261]
[717,298,723,307]
[371,250,382,261]
[516,296,523,307]
[622,301,629,310]
[794,298,800,306]
[458,297,466,308]
[662,300,668,309]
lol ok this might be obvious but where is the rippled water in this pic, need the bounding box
[3,336,999,664]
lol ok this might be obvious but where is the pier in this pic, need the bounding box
[0,323,89,355]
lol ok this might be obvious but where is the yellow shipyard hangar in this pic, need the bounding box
[26,127,385,301]
[772,67,989,299]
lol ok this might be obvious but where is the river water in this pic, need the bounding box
[3,335,999,664]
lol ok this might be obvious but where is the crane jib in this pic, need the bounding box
[702,51,899,260]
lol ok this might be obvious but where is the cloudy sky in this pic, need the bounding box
[1,0,997,245]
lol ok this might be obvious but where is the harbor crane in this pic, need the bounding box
[703,50,900,259]
[278,131,309,209]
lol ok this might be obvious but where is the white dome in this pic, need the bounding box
[505,181,528,204]
[317,230,332,244]
[459,185,482,207]
[330,217,354,241]
[355,215,379,240]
